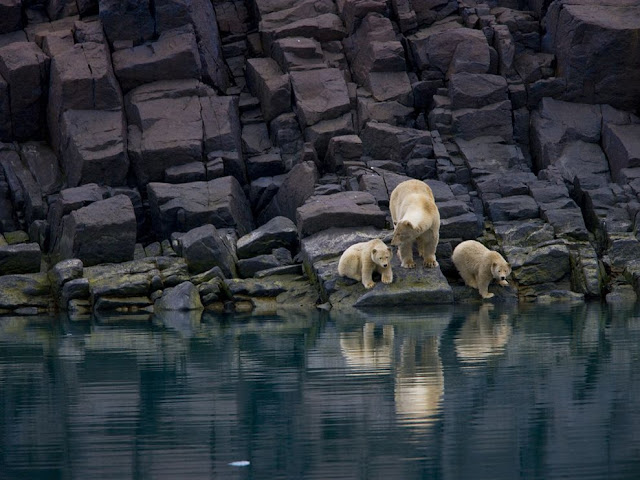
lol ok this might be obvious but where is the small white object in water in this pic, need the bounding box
[229,460,250,467]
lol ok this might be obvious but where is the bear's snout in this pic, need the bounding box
[500,275,506,280]
[381,263,388,268]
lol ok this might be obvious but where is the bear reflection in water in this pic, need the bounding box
[454,304,513,365]
[340,322,444,431]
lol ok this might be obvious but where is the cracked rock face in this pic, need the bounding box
[1,0,640,314]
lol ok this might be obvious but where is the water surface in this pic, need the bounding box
[2,302,640,479]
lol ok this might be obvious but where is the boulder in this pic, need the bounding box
[506,243,571,286]
[258,161,319,224]
[451,100,513,141]
[324,135,362,172]
[112,25,202,92]
[544,0,640,111]
[236,216,298,259]
[245,58,291,122]
[530,98,602,171]
[155,281,203,311]
[99,0,155,47]
[304,113,355,160]
[0,273,52,312]
[58,194,137,266]
[147,176,254,238]
[603,123,640,182]
[0,0,22,34]
[0,73,10,141]
[485,195,539,222]
[242,123,273,156]
[0,243,42,275]
[48,41,122,151]
[246,152,285,181]
[19,142,64,196]
[179,224,237,277]
[408,21,490,77]
[290,68,351,127]
[361,122,432,162]
[551,140,611,186]
[0,149,46,225]
[49,258,84,290]
[237,247,292,278]
[59,110,129,187]
[263,13,346,50]
[0,42,50,140]
[165,162,206,183]
[296,191,387,237]
[448,72,508,109]
[270,36,325,71]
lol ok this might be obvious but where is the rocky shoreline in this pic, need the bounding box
[1,0,640,317]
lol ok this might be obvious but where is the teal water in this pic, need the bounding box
[2,302,640,480]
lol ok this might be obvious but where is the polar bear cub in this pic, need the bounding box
[452,240,511,299]
[338,238,393,289]
[389,179,440,269]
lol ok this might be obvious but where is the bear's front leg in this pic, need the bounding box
[361,263,376,289]
[417,231,438,268]
[477,271,494,299]
[398,242,416,268]
[380,266,393,284]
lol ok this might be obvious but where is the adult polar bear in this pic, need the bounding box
[389,179,440,269]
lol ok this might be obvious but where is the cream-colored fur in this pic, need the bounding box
[338,238,393,289]
[389,179,440,268]
[452,240,511,299]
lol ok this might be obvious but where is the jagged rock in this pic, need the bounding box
[514,51,555,84]
[258,161,319,224]
[112,25,202,92]
[544,0,640,111]
[486,195,539,222]
[339,0,387,33]
[165,161,206,183]
[178,224,237,277]
[530,97,602,171]
[474,171,536,200]
[249,174,285,212]
[603,123,640,182]
[19,142,63,196]
[49,258,83,290]
[494,219,556,248]
[608,233,640,269]
[452,100,513,141]
[0,149,46,225]
[493,24,515,76]
[147,176,254,238]
[550,140,611,186]
[290,68,351,127]
[408,20,491,77]
[242,123,273,156]
[324,135,362,172]
[246,58,291,122]
[304,113,355,160]
[506,242,571,285]
[59,277,90,309]
[155,281,204,311]
[0,243,41,275]
[270,36,325,71]
[0,273,52,312]
[99,0,155,47]
[361,122,432,162]
[236,215,298,259]
[59,109,129,187]
[448,72,508,109]
[296,191,387,237]
[0,42,50,140]
[569,243,603,297]
[58,194,137,266]
[0,0,22,34]
[0,73,10,141]
[270,112,304,168]
[263,13,346,50]
[456,136,529,176]
[357,96,415,130]
[237,247,292,278]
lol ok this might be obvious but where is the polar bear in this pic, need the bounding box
[389,179,440,268]
[452,240,511,299]
[338,238,393,289]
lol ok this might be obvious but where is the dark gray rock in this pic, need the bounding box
[165,161,206,183]
[361,122,432,162]
[603,123,640,182]
[99,0,155,47]
[494,219,555,248]
[486,195,539,222]
[112,25,202,92]
[506,243,571,286]
[0,0,22,34]
[304,113,355,160]
[324,135,362,172]
[246,58,291,122]
[296,191,387,237]
[58,194,137,267]
[0,243,41,275]
[19,142,63,196]
[0,42,50,140]
[49,258,84,290]
[270,36,325,71]
[0,149,46,225]
[448,72,508,109]
[544,0,640,111]
[236,216,298,259]
[0,273,52,311]
[242,123,273,156]
[0,73,10,141]
[148,176,254,238]
[258,161,319,224]
[263,13,346,50]
[530,98,602,171]
[451,100,513,141]
[290,68,351,127]
[249,174,285,213]
[59,109,129,187]
[237,247,292,278]
[155,281,203,311]
[60,278,90,309]
[456,136,529,176]
[179,224,237,277]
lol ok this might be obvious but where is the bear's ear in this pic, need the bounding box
[372,248,377,255]
[492,261,498,269]
[400,220,413,230]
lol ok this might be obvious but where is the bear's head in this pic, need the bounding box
[391,220,423,246]
[491,259,511,286]
[371,244,392,268]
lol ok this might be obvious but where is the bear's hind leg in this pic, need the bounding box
[417,231,438,268]
[398,242,416,268]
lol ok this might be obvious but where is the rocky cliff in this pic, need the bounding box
[1,0,640,316]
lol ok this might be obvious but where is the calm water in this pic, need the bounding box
[2,302,640,480]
